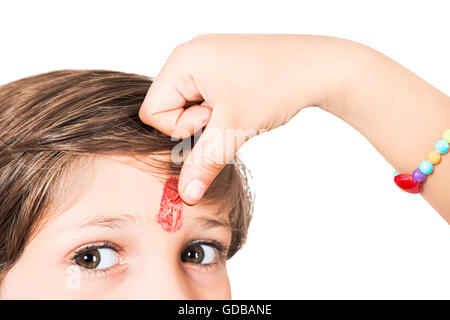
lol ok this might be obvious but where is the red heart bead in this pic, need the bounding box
[394,174,422,194]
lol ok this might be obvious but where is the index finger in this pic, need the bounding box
[139,48,204,137]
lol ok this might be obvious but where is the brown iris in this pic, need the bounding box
[74,249,101,269]
[181,244,205,264]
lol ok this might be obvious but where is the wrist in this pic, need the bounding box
[288,36,372,117]
[316,38,403,130]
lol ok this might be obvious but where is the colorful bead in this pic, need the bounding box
[412,169,426,182]
[443,129,450,143]
[427,150,441,164]
[435,139,449,154]
[394,174,422,194]
[419,160,433,175]
[394,129,449,194]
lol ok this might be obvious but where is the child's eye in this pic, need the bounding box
[181,243,218,265]
[74,247,119,270]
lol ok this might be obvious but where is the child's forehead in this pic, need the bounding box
[43,155,229,233]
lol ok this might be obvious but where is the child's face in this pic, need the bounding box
[1,156,232,299]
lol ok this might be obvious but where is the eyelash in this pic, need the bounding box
[70,240,121,259]
[182,239,229,268]
[69,241,123,277]
[68,239,229,277]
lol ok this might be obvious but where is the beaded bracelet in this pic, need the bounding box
[394,129,450,193]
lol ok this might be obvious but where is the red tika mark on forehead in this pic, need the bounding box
[157,176,183,232]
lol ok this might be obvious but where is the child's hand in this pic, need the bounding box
[139,34,350,204]
[140,34,450,222]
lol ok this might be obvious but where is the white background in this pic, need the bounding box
[1,0,449,299]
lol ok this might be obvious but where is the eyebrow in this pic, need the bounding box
[79,214,138,230]
[196,216,230,230]
[78,213,230,230]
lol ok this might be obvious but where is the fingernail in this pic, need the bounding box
[182,179,206,204]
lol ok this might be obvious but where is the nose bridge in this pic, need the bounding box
[128,258,198,299]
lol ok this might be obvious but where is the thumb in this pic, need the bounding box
[178,112,252,205]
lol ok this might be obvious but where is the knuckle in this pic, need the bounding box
[138,105,152,124]
[198,155,224,175]
[170,41,197,63]
[169,42,189,61]
[190,33,210,42]
[173,42,187,52]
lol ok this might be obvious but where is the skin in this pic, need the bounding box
[140,34,450,222]
[0,156,232,299]
[2,34,447,299]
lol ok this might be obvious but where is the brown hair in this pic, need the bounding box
[0,70,253,281]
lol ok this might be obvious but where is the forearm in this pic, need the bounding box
[319,38,450,222]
